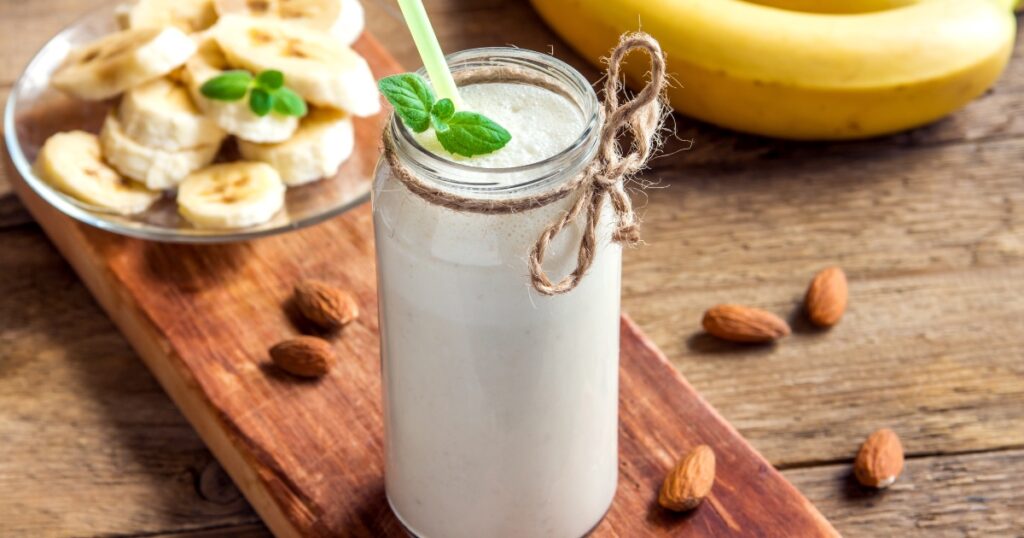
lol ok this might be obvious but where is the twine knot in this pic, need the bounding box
[383,32,667,296]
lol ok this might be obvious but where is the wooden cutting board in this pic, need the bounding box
[5,33,838,538]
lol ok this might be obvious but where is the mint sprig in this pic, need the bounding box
[378,73,511,157]
[379,74,435,132]
[200,69,307,118]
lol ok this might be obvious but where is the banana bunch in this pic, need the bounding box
[38,0,373,228]
[531,0,1017,140]
[742,0,916,13]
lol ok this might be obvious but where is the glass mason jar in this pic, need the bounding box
[372,48,620,538]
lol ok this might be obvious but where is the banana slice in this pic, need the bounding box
[120,77,226,151]
[213,0,337,30]
[238,107,353,186]
[52,27,197,101]
[212,0,364,45]
[32,131,160,215]
[182,37,299,142]
[177,162,286,228]
[128,0,218,32]
[211,15,380,116]
[100,112,221,190]
[330,0,365,46]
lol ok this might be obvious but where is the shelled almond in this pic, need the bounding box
[659,444,716,512]
[294,279,359,330]
[854,428,904,488]
[805,266,848,328]
[270,336,335,378]
[702,304,790,343]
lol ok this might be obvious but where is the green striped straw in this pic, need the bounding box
[395,0,462,106]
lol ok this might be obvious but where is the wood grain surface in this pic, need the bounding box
[2,0,1024,536]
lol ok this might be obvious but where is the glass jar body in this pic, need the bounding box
[372,48,620,538]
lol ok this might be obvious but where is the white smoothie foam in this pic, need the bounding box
[411,82,585,170]
[375,80,619,538]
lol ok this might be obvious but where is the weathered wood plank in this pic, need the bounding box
[6,222,1023,537]
[0,228,261,538]
[0,0,109,84]
[144,524,272,537]
[0,195,30,228]
[622,136,1024,467]
[630,135,1024,294]
[785,449,1024,537]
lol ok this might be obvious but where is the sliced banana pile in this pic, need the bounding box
[37,0,373,230]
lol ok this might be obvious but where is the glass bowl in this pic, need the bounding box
[3,3,383,243]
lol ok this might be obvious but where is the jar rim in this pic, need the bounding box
[389,47,601,196]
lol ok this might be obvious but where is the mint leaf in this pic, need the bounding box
[201,68,307,117]
[249,88,273,116]
[430,97,455,132]
[256,69,284,90]
[378,74,435,133]
[435,112,512,157]
[273,87,307,117]
[200,70,253,101]
[431,98,455,121]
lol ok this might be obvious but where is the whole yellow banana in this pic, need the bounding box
[749,0,1023,14]
[531,0,1016,140]
[744,0,916,14]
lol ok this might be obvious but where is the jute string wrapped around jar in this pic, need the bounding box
[382,32,667,296]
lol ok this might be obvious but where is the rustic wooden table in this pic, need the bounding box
[2,1,1023,536]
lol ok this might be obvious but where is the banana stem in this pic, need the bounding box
[395,0,462,106]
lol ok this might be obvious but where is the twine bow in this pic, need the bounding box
[382,32,667,296]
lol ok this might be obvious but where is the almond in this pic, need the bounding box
[702,304,790,343]
[294,279,359,330]
[270,336,335,378]
[805,266,848,327]
[854,428,904,488]
[659,444,716,512]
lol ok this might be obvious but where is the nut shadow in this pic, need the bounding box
[281,294,342,339]
[685,332,780,357]
[257,361,324,386]
[786,302,834,337]
[840,469,893,504]
[644,496,702,532]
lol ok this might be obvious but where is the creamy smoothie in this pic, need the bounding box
[373,57,620,537]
